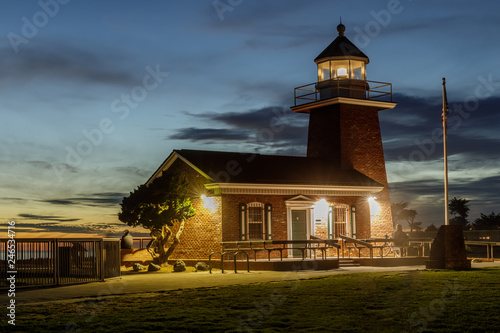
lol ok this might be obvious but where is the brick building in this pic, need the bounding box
[144,23,397,261]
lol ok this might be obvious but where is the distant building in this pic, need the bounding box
[145,24,397,260]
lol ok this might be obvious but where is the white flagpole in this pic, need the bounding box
[442,77,450,225]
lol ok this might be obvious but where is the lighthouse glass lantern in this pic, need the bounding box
[317,59,366,82]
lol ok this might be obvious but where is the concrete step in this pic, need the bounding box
[339,259,361,267]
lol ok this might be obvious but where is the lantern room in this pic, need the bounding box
[317,59,366,81]
[314,23,370,99]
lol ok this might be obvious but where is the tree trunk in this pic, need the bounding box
[156,226,172,267]
[164,219,186,260]
[146,220,186,267]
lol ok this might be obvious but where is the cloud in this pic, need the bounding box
[23,221,135,236]
[0,40,137,87]
[168,128,252,142]
[170,106,308,154]
[18,214,81,223]
[38,192,125,207]
[381,94,500,163]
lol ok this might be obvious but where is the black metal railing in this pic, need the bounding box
[294,79,392,106]
[0,238,120,289]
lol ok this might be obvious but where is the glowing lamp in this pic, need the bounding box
[337,67,348,78]
[368,197,380,216]
[201,195,216,212]
[314,199,329,217]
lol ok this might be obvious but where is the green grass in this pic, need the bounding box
[7,268,500,332]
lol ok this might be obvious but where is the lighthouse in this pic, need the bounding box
[292,23,397,237]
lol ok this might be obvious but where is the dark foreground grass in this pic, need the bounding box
[6,268,500,333]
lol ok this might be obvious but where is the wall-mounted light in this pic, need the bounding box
[313,198,329,220]
[368,197,380,216]
[201,195,216,212]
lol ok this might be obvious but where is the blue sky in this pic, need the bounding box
[1,0,499,237]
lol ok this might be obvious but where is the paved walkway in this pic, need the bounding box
[7,261,499,305]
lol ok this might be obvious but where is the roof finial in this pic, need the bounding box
[337,17,345,36]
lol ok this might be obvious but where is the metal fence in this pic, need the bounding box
[1,238,120,289]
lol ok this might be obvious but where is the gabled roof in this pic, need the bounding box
[150,149,382,189]
[314,24,369,63]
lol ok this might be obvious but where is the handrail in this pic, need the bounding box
[209,251,250,273]
[294,79,393,106]
[339,235,373,248]
[465,241,500,260]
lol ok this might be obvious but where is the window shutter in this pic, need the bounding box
[327,205,333,239]
[239,203,247,241]
[265,204,273,240]
[350,205,357,238]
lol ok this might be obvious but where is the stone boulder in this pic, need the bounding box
[173,259,186,272]
[148,263,161,271]
[195,262,210,271]
[133,263,147,271]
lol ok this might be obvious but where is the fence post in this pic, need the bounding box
[54,239,59,286]
[4,240,7,288]
[99,239,104,281]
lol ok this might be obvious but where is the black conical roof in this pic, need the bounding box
[315,24,369,63]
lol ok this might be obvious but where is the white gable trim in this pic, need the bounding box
[205,183,383,196]
[146,151,214,185]
[285,195,317,208]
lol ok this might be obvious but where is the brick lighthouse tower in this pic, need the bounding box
[292,23,397,237]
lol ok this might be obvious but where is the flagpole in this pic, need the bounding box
[442,77,450,225]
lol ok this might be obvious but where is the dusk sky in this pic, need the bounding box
[1,0,499,238]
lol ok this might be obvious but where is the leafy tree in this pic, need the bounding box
[473,212,500,230]
[391,201,421,232]
[118,172,196,266]
[449,197,471,230]
[425,224,438,232]
[391,201,410,227]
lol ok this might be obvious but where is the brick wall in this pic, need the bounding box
[339,104,393,237]
[221,194,288,242]
[307,103,394,238]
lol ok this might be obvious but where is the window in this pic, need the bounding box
[317,61,331,81]
[327,204,351,239]
[239,202,272,240]
[350,60,365,80]
[248,202,264,240]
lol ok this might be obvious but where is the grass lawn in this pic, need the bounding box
[7,268,500,332]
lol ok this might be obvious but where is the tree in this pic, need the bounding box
[425,224,438,232]
[118,172,196,266]
[391,201,410,227]
[391,201,422,232]
[404,210,422,232]
[449,197,470,230]
[473,212,500,230]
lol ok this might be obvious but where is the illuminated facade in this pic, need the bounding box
[145,24,396,260]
